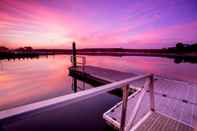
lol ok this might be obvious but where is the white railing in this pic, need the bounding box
[123,74,154,131]
[0,73,153,131]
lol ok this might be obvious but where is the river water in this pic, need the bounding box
[0,55,197,110]
[0,55,196,130]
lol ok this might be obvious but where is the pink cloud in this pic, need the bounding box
[1,0,197,48]
[127,21,197,48]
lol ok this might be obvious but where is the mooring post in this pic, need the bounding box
[72,42,77,68]
[72,42,77,92]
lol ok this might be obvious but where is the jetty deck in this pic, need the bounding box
[69,65,197,131]
[69,65,137,82]
[69,65,145,88]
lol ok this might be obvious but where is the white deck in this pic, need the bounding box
[103,76,197,130]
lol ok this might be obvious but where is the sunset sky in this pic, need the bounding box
[0,0,197,49]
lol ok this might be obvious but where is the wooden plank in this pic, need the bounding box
[135,113,193,131]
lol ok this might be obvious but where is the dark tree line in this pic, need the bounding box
[0,46,39,60]
[0,42,197,55]
[166,42,197,53]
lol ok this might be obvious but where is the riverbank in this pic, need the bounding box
[1,50,197,64]
[0,52,40,60]
[1,47,197,62]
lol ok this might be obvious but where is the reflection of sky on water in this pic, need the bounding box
[0,55,92,110]
[0,55,196,110]
[86,55,197,82]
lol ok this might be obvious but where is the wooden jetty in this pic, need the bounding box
[69,65,137,83]
[69,65,197,131]
[69,53,197,131]
[69,65,140,86]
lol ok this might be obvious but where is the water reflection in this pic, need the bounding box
[0,55,93,111]
[72,77,86,92]
[80,53,197,64]
[2,54,197,64]
[72,78,78,92]
[173,56,197,64]
[0,54,196,111]
[85,55,197,83]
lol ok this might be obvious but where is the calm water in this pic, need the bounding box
[86,55,197,83]
[0,55,197,110]
[0,55,197,130]
[0,55,93,110]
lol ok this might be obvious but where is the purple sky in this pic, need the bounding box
[0,0,197,49]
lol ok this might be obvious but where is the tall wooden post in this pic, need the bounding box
[72,42,77,68]
[120,84,129,131]
[72,42,77,92]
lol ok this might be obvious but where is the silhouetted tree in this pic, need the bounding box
[190,43,197,51]
[24,46,33,51]
[176,42,184,51]
[0,46,9,52]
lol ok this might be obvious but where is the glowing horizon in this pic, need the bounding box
[0,0,197,49]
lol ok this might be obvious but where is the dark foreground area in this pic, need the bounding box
[0,93,120,131]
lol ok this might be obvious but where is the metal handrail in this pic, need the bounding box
[124,75,154,131]
[71,55,86,73]
[0,74,152,123]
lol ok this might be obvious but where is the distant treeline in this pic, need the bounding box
[77,42,197,53]
[164,42,197,53]
[0,46,40,60]
[0,42,197,57]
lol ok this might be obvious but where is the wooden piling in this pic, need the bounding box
[72,42,77,68]
[72,42,77,92]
